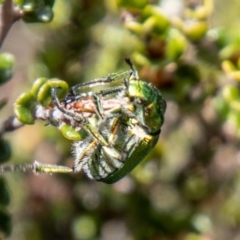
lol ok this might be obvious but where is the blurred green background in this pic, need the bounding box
[1,0,240,239]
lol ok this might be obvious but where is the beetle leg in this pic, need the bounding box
[107,116,121,144]
[98,86,125,97]
[52,88,110,147]
[51,88,84,122]
[84,120,110,147]
[70,70,131,95]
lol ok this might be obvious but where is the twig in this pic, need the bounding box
[0,116,24,136]
[0,0,23,48]
[0,160,73,174]
[0,95,129,136]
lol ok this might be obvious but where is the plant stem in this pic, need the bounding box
[0,116,24,136]
[0,0,23,48]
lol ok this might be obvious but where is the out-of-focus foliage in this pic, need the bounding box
[0,53,13,237]
[0,140,11,237]
[2,0,240,239]
[16,0,55,23]
[0,53,14,85]
[0,138,11,164]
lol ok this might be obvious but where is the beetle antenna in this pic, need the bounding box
[125,58,139,80]
[125,58,134,70]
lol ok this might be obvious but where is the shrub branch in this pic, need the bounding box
[0,0,23,48]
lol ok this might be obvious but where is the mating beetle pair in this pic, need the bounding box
[1,59,166,183]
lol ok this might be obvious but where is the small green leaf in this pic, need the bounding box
[222,60,236,73]
[222,85,240,103]
[142,6,170,34]
[31,77,48,97]
[182,21,208,42]
[124,21,144,35]
[59,124,85,141]
[37,79,69,106]
[14,92,37,124]
[166,29,187,61]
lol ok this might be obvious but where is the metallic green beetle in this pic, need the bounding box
[48,58,166,183]
[1,59,166,183]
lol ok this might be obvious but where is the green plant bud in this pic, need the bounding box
[0,208,11,237]
[166,29,187,61]
[0,53,14,85]
[212,28,230,48]
[142,6,169,34]
[194,6,209,20]
[22,0,37,12]
[220,44,239,60]
[229,71,240,81]
[124,21,144,35]
[182,21,208,42]
[227,110,240,130]
[22,0,54,10]
[59,124,85,141]
[222,85,240,103]
[0,139,11,164]
[0,178,10,206]
[23,2,54,23]
[36,5,54,22]
[31,77,48,97]
[37,79,69,107]
[142,16,166,35]
[213,95,229,120]
[14,92,37,124]
[222,60,236,73]
[192,0,213,20]
[132,52,151,66]
[143,5,165,19]
[229,101,240,112]
[116,0,147,10]
[23,9,54,23]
